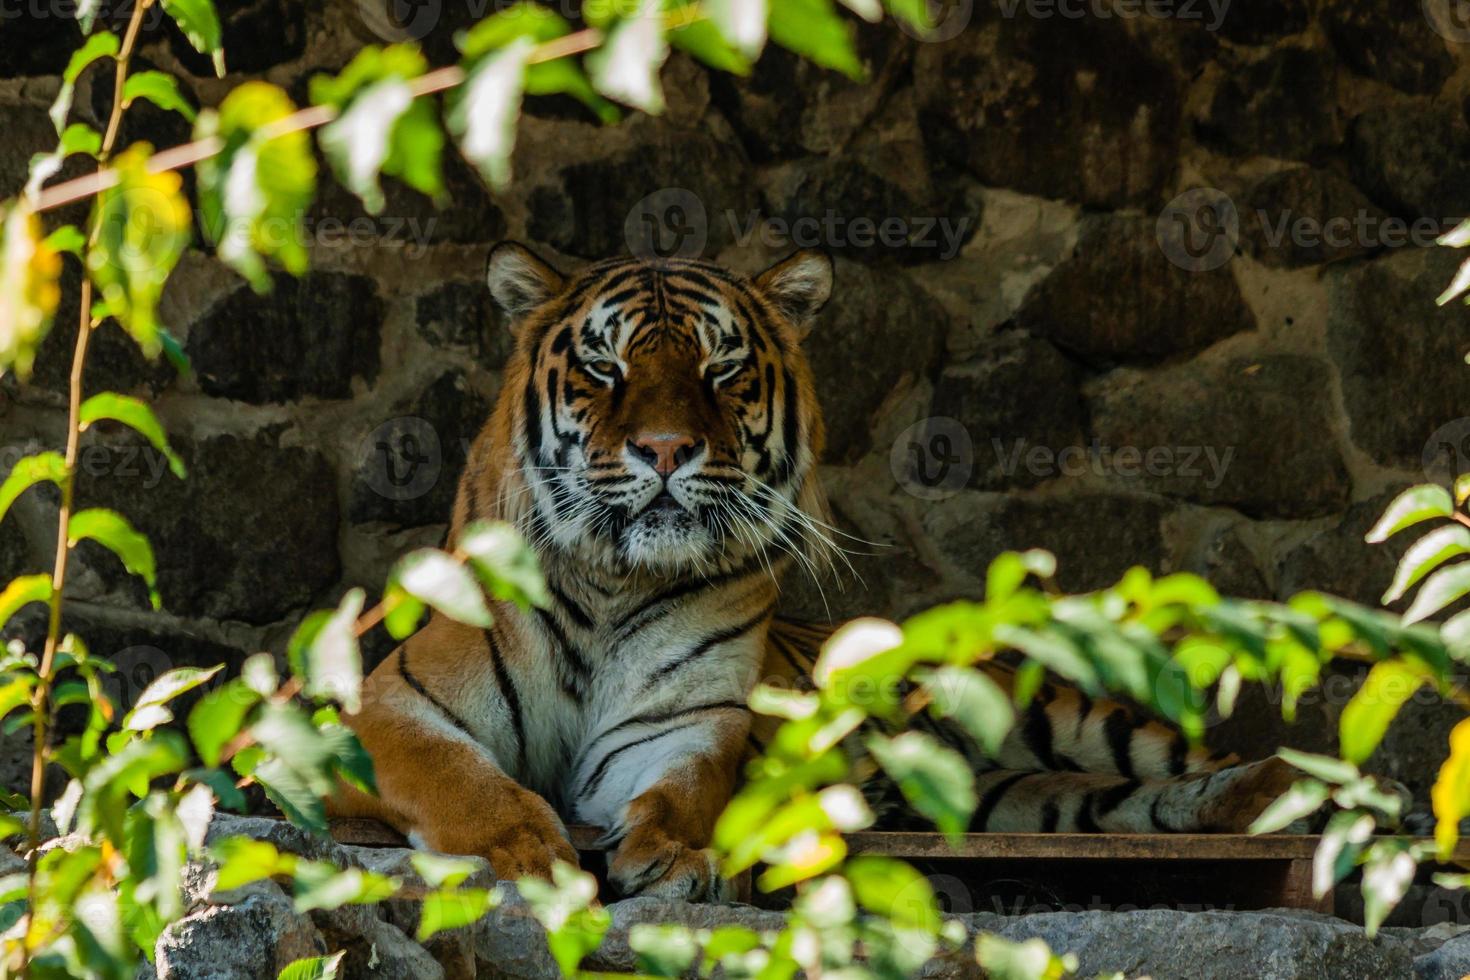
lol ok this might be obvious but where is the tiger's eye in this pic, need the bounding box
[587,359,618,377]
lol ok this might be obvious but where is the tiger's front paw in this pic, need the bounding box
[609,828,727,902]
[424,788,579,883]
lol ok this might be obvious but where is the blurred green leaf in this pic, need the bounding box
[27,123,103,198]
[211,836,285,892]
[290,859,399,912]
[1249,778,1329,835]
[276,952,345,980]
[122,70,198,121]
[195,82,317,292]
[124,665,222,731]
[411,852,481,889]
[1278,748,1359,786]
[1340,659,1433,764]
[162,0,225,76]
[1404,561,1470,626]
[670,18,750,74]
[392,549,493,627]
[69,507,159,608]
[87,145,192,357]
[0,206,63,379]
[846,855,940,932]
[460,521,549,609]
[288,589,365,712]
[418,887,496,941]
[706,0,767,59]
[867,731,975,839]
[975,934,1078,980]
[768,0,863,79]
[920,665,1014,757]
[51,30,118,132]
[1433,716,1470,857]
[587,0,670,114]
[79,393,187,478]
[629,923,700,976]
[1313,810,1375,899]
[449,37,533,190]
[1361,841,1415,936]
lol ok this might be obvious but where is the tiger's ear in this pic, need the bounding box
[755,249,833,335]
[487,242,565,324]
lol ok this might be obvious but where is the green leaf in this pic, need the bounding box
[768,0,864,79]
[417,887,496,941]
[1339,659,1433,764]
[670,19,751,74]
[122,70,198,121]
[1404,561,1470,625]
[846,855,940,932]
[867,731,976,839]
[287,589,365,712]
[0,206,63,380]
[1277,748,1359,786]
[919,666,1014,757]
[276,952,345,980]
[1365,485,1455,544]
[382,584,426,640]
[411,852,481,889]
[706,0,767,59]
[69,507,159,608]
[517,863,610,978]
[26,122,103,198]
[449,37,534,190]
[318,78,415,214]
[1249,778,1329,835]
[88,145,193,357]
[524,59,621,124]
[629,923,700,976]
[587,0,670,114]
[125,665,223,731]
[883,0,934,32]
[1383,524,1470,604]
[459,521,549,608]
[51,31,119,132]
[1438,254,1470,306]
[1361,841,1415,937]
[79,393,187,478]
[252,755,327,831]
[0,574,52,629]
[195,82,317,292]
[162,0,225,76]
[42,224,87,257]
[0,451,67,525]
[290,860,399,912]
[211,836,285,892]
[1313,810,1375,899]
[0,674,36,724]
[975,934,1078,980]
[77,731,189,843]
[392,550,493,627]
[985,550,1056,604]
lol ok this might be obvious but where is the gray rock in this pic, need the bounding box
[804,260,948,463]
[1089,355,1351,518]
[310,150,508,247]
[927,492,1172,593]
[1184,522,1271,601]
[153,879,327,980]
[967,907,1414,979]
[526,127,752,259]
[1415,927,1470,978]
[1323,0,1456,96]
[1210,0,1310,45]
[1328,245,1470,468]
[187,272,384,405]
[1241,168,1387,268]
[929,332,1085,492]
[1278,490,1409,608]
[1015,215,1254,364]
[348,371,491,529]
[1200,47,1343,162]
[1349,104,1470,221]
[918,16,1180,209]
[73,433,340,624]
[415,280,513,368]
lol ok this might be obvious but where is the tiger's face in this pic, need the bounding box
[486,244,833,576]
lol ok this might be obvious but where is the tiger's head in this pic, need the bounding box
[480,242,834,577]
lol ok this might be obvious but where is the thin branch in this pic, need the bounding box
[31,28,604,215]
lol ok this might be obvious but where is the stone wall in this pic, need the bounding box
[3,2,1470,806]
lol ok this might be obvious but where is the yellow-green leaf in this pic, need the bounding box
[1339,659,1433,764]
[162,0,225,76]
[0,451,67,525]
[1404,562,1470,625]
[1365,485,1455,544]
[1434,716,1470,857]
[0,575,52,629]
[0,206,63,379]
[122,70,198,121]
[1384,524,1470,604]
[51,30,119,131]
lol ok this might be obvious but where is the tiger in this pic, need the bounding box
[330,243,1302,901]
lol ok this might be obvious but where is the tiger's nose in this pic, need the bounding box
[628,435,703,477]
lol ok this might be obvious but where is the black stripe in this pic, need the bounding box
[1168,734,1188,777]
[1040,800,1060,833]
[971,772,1032,832]
[611,559,759,642]
[1095,779,1140,817]
[397,650,476,740]
[481,628,526,775]
[582,700,748,768]
[581,721,701,803]
[549,583,594,631]
[1075,792,1102,833]
[1103,709,1136,779]
[536,607,591,697]
[1073,693,1093,739]
[1150,792,1176,832]
[1022,701,1061,770]
[646,603,774,688]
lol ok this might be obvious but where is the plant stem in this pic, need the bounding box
[31,26,607,215]
[20,1,150,971]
